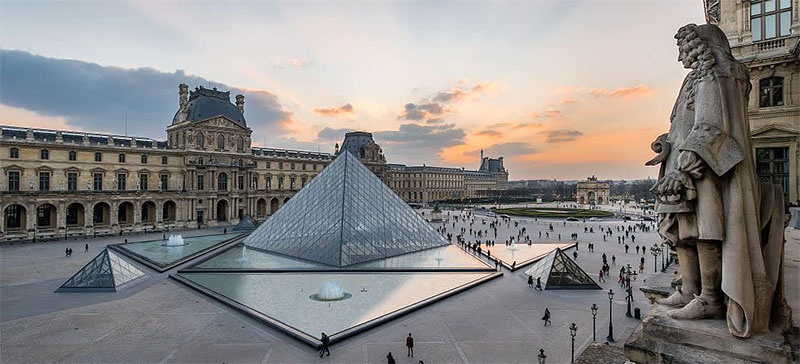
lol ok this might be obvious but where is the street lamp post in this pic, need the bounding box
[591,303,598,342]
[537,348,546,364]
[607,289,615,343]
[569,323,577,364]
[650,244,660,273]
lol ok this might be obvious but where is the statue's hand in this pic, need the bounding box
[651,171,696,201]
[677,151,704,179]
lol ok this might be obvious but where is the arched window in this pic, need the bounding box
[217,172,228,190]
[196,132,205,149]
[759,77,784,107]
[217,134,225,150]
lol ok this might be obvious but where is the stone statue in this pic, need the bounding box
[29,180,34,190]
[649,24,791,338]
[58,179,64,191]
[87,180,92,191]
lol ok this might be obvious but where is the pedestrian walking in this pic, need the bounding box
[84,243,89,252]
[406,333,414,357]
[573,250,578,260]
[542,308,551,326]
[528,275,534,288]
[599,269,605,282]
[387,352,396,364]
[65,247,69,257]
[319,332,331,357]
[535,277,543,291]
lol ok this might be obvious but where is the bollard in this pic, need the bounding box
[634,307,641,320]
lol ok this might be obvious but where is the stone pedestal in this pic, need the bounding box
[430,208,443,222]
[624,305,796,363]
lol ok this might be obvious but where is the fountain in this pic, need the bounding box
[310,281,351,301]
[236,245,248,262]
[165,234,185,247]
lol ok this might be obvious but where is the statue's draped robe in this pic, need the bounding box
[657,66,791,338]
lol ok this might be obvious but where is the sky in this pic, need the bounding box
[0,0,706,180]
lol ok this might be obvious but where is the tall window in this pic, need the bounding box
[197,175,204,190]
[39,172,50,191]
[118,154,126,163]
[217,135,225,150]
[93,173,103,191]
[95,152,102,162]
[301,177,307,188]
[9,148,19,158]
[756,147,790,199]
[266,161,271,169]
[160,174,168,191]
[279,162,283,170]
[237,175,244,190]
[141,155,148,164]
[751,0,792,41]
[237,136,244,152]
[139,174,148,191]
[302,163,306,171]
[69,151,77,161]
[218,173,228,190]
[40,149,49,160]
[117,174,126,190]
[161,156,168,165]
[67,172,77,191]
[6,205,22,228]
[196,132,205,149]
[278,176,284,189]
[291,163,295,170]
[8,171,20,191]
[759,77,784,107]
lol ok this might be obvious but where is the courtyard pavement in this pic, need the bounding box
[1,205,797,364]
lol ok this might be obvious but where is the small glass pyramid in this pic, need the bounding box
[57,249,145,292]
[243,151,449,267]
[233,214,256,231]
[524,248,600,290]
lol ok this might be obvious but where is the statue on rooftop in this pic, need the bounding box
[648,23,791,338]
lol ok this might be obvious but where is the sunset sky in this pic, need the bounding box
[0,1,706,180]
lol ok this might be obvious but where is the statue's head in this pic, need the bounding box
[675,23,739,75]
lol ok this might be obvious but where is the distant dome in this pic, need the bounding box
[172,86,246,126]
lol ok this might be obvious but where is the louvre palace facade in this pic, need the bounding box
[0,84,508,241]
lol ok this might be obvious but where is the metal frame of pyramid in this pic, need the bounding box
[56,248,145,292]
[233,214,257,231]
[243,151,450,267]
[524,247,600,290]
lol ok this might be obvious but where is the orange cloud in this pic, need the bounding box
[560,97,579,104]
[475,129,503,138]
[530,109,562,119]
[588,84,651,98]
[314,103,356,117]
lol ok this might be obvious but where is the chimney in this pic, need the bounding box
[178,83,189,123]
[236,94,245,114]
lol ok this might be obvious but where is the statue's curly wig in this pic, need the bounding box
[675,24,716,110]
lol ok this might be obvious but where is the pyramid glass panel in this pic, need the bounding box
[244,151,449,267]
[58,249,145,292]
[524,248,599,290]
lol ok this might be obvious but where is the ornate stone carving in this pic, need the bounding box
[649,24,791,338]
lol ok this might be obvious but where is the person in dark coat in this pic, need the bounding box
[527,275,534,288]
[319,332,330,357]
[387,352,396,364]
[542,308,551,326]
[406,333,414,357]
[535,277,543,291]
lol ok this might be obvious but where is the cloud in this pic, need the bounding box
[475,129,503,138]
[0,50,296,140]
[399,102,448,121]
[560,97,579,104]
[530,109,562,119]
[431,81,496,103]
[274,57,313,69]
[513,122,545,130]
[588,84,651,98]
[314,102,355,117]
[374,123,466,162]
[544,129,583,143]
[552,86,584,96]
[483,142,537,157]
[315,127,356,142]
[426,118,445,124]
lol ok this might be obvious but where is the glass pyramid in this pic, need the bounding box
[243,151,450,267]
[524,248,600,290]
[233,214,256,231]
[57,249,145,292]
